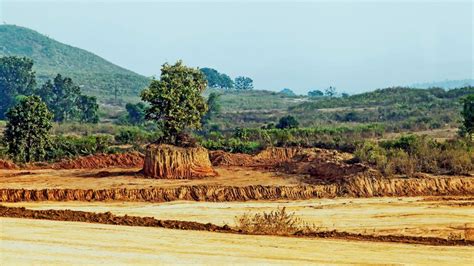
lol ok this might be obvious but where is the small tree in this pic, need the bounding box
[308,90,324,97]
[325,86,337,97]
[125,102,147,125]
[77,95,99,123]
[141,61,208,145]
[461,94,474,139]
[3,96,53,163]
[276,115,299,129]
[202,92,221,125]
[0,56,36,119]
[38,74,81,122]
[234,76,253,90]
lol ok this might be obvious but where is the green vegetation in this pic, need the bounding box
[4,96,53,163]
[0,25,149,99]
[460,94,474,139]
[276,115,299,129]
[141,61,208,145]
[234,76,254,90]
[0,56,36,119]
[355,135,474,176]
[280,88,296,96]
[200,67,233,89]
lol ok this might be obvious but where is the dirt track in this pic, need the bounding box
[5,197,473,240]
[2,218,473,265]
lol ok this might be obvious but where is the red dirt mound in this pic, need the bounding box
[209,150,253,166]
[50,152,144,169]
[0,160,18,170]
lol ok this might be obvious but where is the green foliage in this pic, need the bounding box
[324,86,337,97]
[200,67,233,89]
[77,95,99,123]
[280,88,296,96]
[308,89,324,97]
[115,127,161,145]
[234,76,253,90]
[3,96,53,163]
[0,25,149,98]
[125,102,147,125]
[460,94,474,138]
[141,61,208,145]
[276,115,299,129]
[47,135,112,160]
[201,138,262,153]
[355,135,474,176]
[0,56,36,119]
[202,92,221,125]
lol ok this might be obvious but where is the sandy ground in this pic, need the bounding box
[1,218,473,265]
[5,197,473,239]
[0,166,305,189]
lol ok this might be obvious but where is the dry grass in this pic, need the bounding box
[234,207,318,236]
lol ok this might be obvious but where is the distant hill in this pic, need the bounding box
[410,79,474,89]
[0,25,150,99]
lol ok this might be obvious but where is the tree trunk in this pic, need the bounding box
[143,144,217,179]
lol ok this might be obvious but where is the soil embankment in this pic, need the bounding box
[1,205,472,246]
[1,176,472,202]
[0,160,18,170]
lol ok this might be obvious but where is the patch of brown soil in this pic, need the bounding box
[144,144,217,179]
[49,152,144,170]
[1,176,472,202]
[209,150,253,166]
[0,159,18,170]
[1,205,472,246]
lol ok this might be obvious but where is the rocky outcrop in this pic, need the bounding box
[1,177,472,203]
[143,144,217,179]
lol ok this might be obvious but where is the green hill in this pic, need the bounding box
[0,25,150,99]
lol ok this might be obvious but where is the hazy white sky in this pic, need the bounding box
[1,0,472,93]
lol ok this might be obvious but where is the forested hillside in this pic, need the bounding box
[0,25,149,99]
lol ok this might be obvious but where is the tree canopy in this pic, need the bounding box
[125,102,147,125]
[200,67,233,89]
[0,56,36,119]
[276,115,299,129]
[141,61,208,145]
[461,94,474,139]
[234,76,253,90]
[3,96,53,163]
[202,92,221,125]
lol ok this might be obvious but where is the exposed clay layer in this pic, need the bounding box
[1,205,472,246]
[144,144,217,179]
[0,160,18,170]
[1,176,472,203]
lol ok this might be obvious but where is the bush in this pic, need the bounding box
[234,207,316,236]
[115,127,161,145]
[47,135,113,161]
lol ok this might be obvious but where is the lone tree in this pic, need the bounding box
[140,61,216,179]
[141,61,208,145]
[0,56,36,119]
[234,76,253,90]
[77,95,99,123]
[276,115,299,129]
[461,94,474,139]
[125,102,147,125]
[202,92,221,125]
[4,96,53,163]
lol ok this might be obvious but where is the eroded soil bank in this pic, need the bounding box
[1,176,472,203]
[1,205,472,246]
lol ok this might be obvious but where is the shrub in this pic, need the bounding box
[47,135,113,161]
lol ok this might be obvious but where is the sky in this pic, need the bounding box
[1,0,472,94]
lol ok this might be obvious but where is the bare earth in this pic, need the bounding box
[4,197,473,239]
[1,218,473,265]
[0,166,304,189]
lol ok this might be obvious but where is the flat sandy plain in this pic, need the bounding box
[1,218,473,265]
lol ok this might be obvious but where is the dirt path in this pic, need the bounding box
[1,218,473,265]
[5,197,473,239]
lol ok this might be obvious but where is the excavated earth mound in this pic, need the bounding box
[210,147,374,183]
[49,152,144,169]
[1,176,472,202]
[143,144,217,179]
[0,160,18,170]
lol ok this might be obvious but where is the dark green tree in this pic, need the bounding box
[234,76,253,90]
[141,61,208,145]
[77,95,99,123]
[125,102,147,125]
[3,96,53,163]
[38,74,81,122]
[276,115,299,129]
[202,92,221,124]
[308,89,324,97]
[0,56,36,119]
[461,94,474,139]
[280,88,296,96]
[201,67,234,89]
